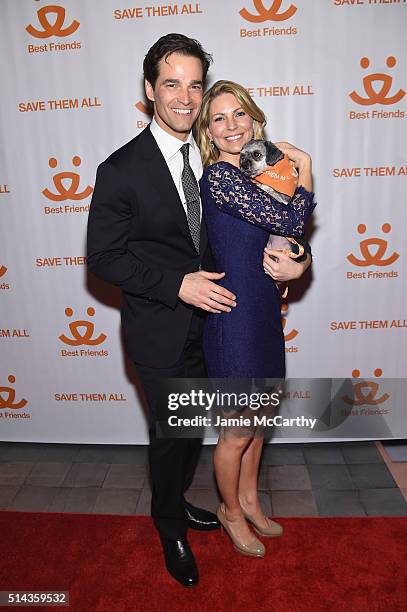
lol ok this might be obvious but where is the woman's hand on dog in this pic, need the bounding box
[263,248,312,281]
[274,141,313,192]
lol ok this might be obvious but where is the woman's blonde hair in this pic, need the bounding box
[195,80,266,167]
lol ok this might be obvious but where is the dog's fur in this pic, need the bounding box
[240,140,292,204]
[240,139,305,261]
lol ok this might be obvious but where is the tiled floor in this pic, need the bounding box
[1,441,407,517]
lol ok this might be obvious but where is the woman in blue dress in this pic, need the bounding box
[196,81,316,557]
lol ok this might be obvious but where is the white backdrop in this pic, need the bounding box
[0,0,406,443]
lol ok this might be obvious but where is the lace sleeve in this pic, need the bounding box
[206,162,316,237]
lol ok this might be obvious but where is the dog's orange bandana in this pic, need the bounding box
[253,154,298,199]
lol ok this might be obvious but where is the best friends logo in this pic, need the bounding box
[281,303,299,352]
[135,101,150,114]
[135,100,152,129]
[349,56,405,120]
[341,368,390,410]
[239,0,298,38]
[42,156,93,215]
[0,375,29,419]
[346,223,399,280]
[26,2,81,53]
[240,0,297,22]
[59,307,109,358]
[0,265,10,291]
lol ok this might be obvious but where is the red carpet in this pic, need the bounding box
[1,511,407,611]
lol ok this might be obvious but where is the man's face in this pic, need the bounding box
[145,52,204,141]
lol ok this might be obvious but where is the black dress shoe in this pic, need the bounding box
[184,501,220,531]
[159,536,199,587]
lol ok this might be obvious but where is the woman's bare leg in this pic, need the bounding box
[214,430,256,543]
[238,433,272,528]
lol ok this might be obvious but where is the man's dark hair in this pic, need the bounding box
[143,33,212,88]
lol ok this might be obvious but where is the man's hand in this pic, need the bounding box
[179,271,237,314]
[263,249,311,281]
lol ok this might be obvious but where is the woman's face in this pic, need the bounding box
[207,92,254,163]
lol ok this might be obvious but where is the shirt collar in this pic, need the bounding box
[150,117,197,162]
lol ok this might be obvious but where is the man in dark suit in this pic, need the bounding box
[87,34,236,587]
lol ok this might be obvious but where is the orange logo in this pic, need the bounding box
[26,4,80,38]
[42,156,93,202]
[135,101,151,115]
[281,303,298,342]
[342,368,389,406]
[347,223,399,267]
[350,56,405,106]
[59,307,107,346]
[239,0,297,22]
[0,265,7,278]
[0,375,28,410]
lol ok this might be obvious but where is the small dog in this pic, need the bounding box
[240,140,294,203]
[240,140,307,296]
[240,139,306,259]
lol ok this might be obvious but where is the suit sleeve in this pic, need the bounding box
[87,161,184,309]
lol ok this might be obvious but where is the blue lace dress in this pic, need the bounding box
[200,161,316,378]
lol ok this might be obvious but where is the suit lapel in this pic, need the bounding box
[137,127,208,257]
[137,128,194,246]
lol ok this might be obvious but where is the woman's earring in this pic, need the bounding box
[210,138,215,148]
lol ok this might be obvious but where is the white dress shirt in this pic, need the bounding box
[149,117,203,218]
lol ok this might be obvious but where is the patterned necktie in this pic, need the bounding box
[180,143,200,254]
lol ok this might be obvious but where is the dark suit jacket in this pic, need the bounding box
[87,127,211,368]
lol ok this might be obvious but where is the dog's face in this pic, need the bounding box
[240,140,284,178]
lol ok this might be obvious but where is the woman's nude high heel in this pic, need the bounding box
[242,511,283,537]
[217,505,265,557]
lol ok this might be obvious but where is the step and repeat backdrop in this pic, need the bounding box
[0,0,406,443]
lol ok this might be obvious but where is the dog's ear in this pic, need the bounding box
[264,141,284,166]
